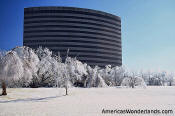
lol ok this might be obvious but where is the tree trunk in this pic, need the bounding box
[2,81,7,95]
[65,86,68,95]
[131,85,134,88]
[131,83,134,88]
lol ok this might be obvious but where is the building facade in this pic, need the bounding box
[23,7,122,67]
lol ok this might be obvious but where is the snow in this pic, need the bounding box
[0,87,175,116]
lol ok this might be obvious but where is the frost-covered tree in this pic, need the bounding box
[73,60,88,87]
[85,66,98,87]
[65,57,87,87]
[158,71,167,86]
[110,66,125,86]
[13,46,39,87]
[53,52,62,87]
[85,66,107,87]
[0,50,6,60]
[4,46,175,90]
[121,72,146,88]
[0,50,7,95]
[152,73,162,86]
[0,51,23,95]
[35,47,57,87]
[0,46,39,95]
[99,65,113,86]
[62,57,72,95]
[166,73,174,86]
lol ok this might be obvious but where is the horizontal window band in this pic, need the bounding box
[24,29,121,38]
[51,49,122,56]
[84,62,122,67]
[24,18,120,30]
[24,37,121,47]
[24,22,121,32]
[24,31,120,41]
[25,44,121,52]
[24,34,121,43]
[50,49,122,58]
[24,19,120,30]
[59,54,122,61]
[24,39,121,48]
[24,41,121,51]
[25,44,122,54]
[24,37,121,46]
[24,25,121,35]
[24,15,120,28]
[24,45,122,55]
[48,49,122,59]
[24,20,120,32]
[24,13,120,24]
[61,53,121,60]
[24,29,121,39]
[51,49,122,58]
[24,9,121,22]
[68,58,122,64]
[79,61,122,66]
[24,37,121,45]
[61,56,122,63]
[57,56,122,66]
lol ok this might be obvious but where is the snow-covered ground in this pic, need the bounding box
[0,87,175,116]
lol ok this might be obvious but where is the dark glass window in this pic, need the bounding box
[24,9,121,22]
[24,15,121,28]
[24,20,120,32]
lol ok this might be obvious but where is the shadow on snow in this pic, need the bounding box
[0,95,66,103]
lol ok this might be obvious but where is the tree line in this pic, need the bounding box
[0,46,174,95]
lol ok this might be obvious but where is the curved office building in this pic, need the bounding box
[23,7,122,67]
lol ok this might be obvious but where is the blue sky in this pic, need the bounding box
[0,0,175,72]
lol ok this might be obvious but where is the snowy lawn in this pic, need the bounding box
[0,86,175,116]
